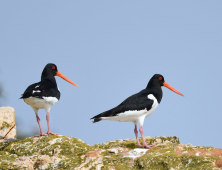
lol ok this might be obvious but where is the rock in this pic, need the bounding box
[145,136,151,140]
[156,138,162,144]
[125,148,149,159]
[0,135,93,169]
[0,135,221,169]
[0,107,17,140]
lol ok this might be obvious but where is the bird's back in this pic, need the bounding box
[21,80,60,100]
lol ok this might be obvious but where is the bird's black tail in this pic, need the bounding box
[91,117,102,123]
[91,110,112,123]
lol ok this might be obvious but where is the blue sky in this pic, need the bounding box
[0,1,222,148]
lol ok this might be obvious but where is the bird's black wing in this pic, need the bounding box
[91,89,154,122]
[20,80,60,100]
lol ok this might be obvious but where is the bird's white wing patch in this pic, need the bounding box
[35,85,40,88]
[33,90,41,94]
[57,87,60,92]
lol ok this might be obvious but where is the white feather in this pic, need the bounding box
[32,90,41,94]
[24,96,58,113]
[42,96,59,105]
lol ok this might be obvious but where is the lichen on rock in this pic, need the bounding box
[0,121,11,130]
[0,135,221,170]
[0,107,17,139]
[1,135,95,169]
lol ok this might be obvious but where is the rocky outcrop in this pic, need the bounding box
[0,135,221,169]
[0,107,17,140]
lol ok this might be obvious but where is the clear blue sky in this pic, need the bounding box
[0,1,221,148]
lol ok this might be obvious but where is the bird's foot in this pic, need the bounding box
[143,143,155,149]
[46,131,59,135]
[35,133,47,137]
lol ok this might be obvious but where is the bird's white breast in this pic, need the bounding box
[24,96,58,112]
[42,97,59,105]
[145,94,159,118]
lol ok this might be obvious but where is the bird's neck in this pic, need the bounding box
[41,70,57,85]
[145,84,163,103]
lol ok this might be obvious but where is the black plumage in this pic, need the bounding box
[21,63,60,100]
[91,74,184,148]
[20,81,60,100]
[21,63,77,137]
[91,74,164,122]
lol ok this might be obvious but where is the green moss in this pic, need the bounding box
[0,161,19,170]
[0,135,219,169]
[53,137,95,169]
[101,155,133,170]
[135,151,217,169]
[162,136,180,144]
[95,140,138,150]
[0,139,18,151]
[0,142,3,149]
[183,146,194,151]
[179,155,216,169]
[4,135,93,156]
[0,121,11,130]
[0,151,19,170]
[195,146,215,151]
[3,135,96,169]
[153,136,180,145]
[94,136,180,151]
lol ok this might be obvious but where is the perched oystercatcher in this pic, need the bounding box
[21,63,78,137]
[91,74,184,148]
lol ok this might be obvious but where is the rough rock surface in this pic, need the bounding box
[0,107,17,140]
[0,135,221,170]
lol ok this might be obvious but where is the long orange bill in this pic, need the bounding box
[163,82,184,97]
[56,71,78,87]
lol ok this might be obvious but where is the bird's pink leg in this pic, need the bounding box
[139,126,155,149]
[134,125,142,147]
[46,113,58,135]
[35,115,47,137]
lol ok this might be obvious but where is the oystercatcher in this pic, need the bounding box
[91,74,184,148]
[21,63,78,137]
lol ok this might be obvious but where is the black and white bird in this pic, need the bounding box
[91,74,184,148]
[21,63,78,137]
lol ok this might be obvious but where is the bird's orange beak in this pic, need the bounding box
[56,71,78,87]
[163,82,184,97]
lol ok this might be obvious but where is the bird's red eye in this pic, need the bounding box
[159,77,162,80]
[52,66,55,69]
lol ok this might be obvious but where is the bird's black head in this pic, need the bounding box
[41,63,58,84]
[42,63,58,76]
[41,63,78,86]
[147,74,184,97]
[147,74,165,88]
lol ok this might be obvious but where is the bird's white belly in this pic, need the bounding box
[103,109,148,122]
[102,107,158,123]
[24,97,58,111]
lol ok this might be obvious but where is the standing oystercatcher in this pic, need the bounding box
[21,63,78,137]
[91,74,184,148]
